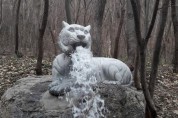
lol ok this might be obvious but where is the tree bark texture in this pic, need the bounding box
[113,9,125,59]
[171,0,178,73]
[126,0,141,90]
[74,0,81,24]
[15,0,21,57]
[83,0,92,26]
[0,0,2,28]
[126,0,137,65]
[133,47,141,89]
[149,0,169,98]
[65,0,72,24]
[132,0,160,90]
[49,26,57,56]
[92,0,106,56]
[145,0,160,44]
[130,0,160,117]
[36,0,49,75]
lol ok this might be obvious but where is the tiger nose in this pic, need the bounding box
[77,35,85,40]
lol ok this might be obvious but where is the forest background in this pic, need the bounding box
[0,0,178,118]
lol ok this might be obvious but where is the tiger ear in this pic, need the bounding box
[85,25,91,31]
[62,21,69,28]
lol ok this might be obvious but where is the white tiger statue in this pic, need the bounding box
[48,21,133,96]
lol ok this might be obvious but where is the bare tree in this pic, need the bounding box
[149,0,169,98]
[74,0,81,24]
[171,0,178,73]
[126,0,141,89]
[130,0,166,117]
[65,0,72,24]
[130,0,156,116]
[133,47,141,89]
[126,0,138,65]
[49,26,57,55]
[92,0,106,56]
[148,0,169,116]
[0,0,175,61]
[113,6,125,59]
[15,0,22,57]
[36,0,49,75]
[0,0,2,29]
[83,0,92,26]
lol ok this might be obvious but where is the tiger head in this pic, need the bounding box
[58,21,91,54]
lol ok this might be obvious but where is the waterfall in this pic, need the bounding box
[66,46,106,118]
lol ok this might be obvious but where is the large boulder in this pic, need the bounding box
[0,76,145,118]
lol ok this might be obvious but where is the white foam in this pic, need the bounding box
[66,46,105,118]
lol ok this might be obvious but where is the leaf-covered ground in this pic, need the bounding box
[0,56,177,117]
[0,56,52,97]
[154,65,178,118]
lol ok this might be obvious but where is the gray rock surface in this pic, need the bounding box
[0,76,145,118]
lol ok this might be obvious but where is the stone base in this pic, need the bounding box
[0,76,145,118]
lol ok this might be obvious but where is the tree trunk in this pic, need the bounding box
[149,0,169,99]
[83,0,92,26]
[113,9,125,58]
[126,0,137,65]
[92,0,106,56]
[126,0,141,89]
[49,27,57,56]
[133,47,141,89]
[15,0,22,57]
[145,0,160,44]
[65,0,72,24]
[161,21,172,63]
[130,0,161,117]
[0,0,2,28]
[146,0,169,117]
[74,0,81,24]
[171,0,178,73]
[36,0,49,75]
[139,45,157,118]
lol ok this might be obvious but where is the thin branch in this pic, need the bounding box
[36,0,49,75]
[149,0,170,98]
[48,26,57,55]
[75,0,81,24]
[145,0,160,44]
[158,4,177,10]
[130,0,157,116]
[0,0,2,26]
[130,0,142,47]
[86,0,93,10]
[83,0,92,25]
[15,0,21,56]
[113,9,125,58]
[65,0,72,24]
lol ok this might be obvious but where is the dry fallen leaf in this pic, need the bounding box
[173,110,178,115]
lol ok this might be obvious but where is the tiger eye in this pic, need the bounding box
[84,30,88,34]
[68,27,75,32]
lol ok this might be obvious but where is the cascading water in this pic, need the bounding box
[66,46,106,118]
